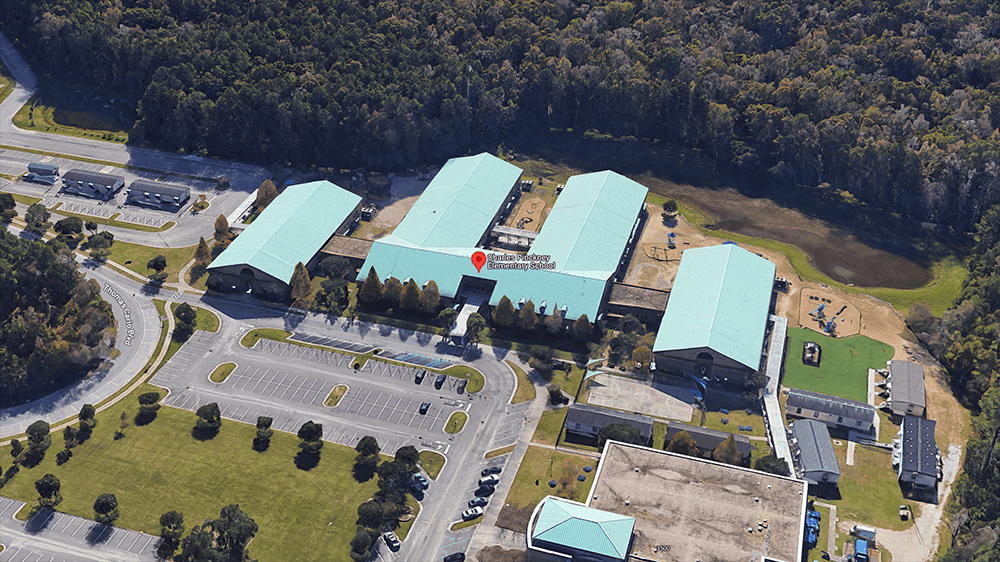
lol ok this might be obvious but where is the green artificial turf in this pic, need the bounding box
[0,387,380,562]
[782,327,894,402]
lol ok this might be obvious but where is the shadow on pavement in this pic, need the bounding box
[85,523,113,544]
[25,508,54,534]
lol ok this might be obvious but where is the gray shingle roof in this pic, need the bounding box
[664,421,753,456]
[791,420,840,480]
[889,360,926,410]
[901,416,937,488]
[565,403,654,440]
[786,388,875,424]
[128,179,190,199]
[63,169,124,187]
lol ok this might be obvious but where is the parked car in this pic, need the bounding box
[435,373,447,389]
[456,379,467,394]
[415,369,426,384]
[481,466,502,477]
[443,553,466,562]
[419,402,430,415]
[383,532,401,551]
[412,473,429,490]
[462,507,484,520]
[474,484,495,497]
[468,497,488,508]
[479,474,500,486]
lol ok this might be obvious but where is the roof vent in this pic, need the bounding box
[624,500,630,506]
[634,467,640,472]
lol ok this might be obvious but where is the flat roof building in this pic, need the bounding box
[790,419,840,485]
[785,388,876,434]
[126,179,191,210]
[584,441,808,562]
[358,153,648,321]
[208,180,362,300]
[62,169,125,200]
[527,496,635,562]
[652,244,776,385]
[899,416,939,489]
[564,404,654,444]
[887,360,926,417]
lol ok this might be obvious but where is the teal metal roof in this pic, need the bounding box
[390,153,522,248]
[358,164,647,320]
[532,496,634,560]
[209,181,361,283]
[652,244,775,370]
[532,171,647,275]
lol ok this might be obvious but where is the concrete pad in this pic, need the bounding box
[585,373,695,421]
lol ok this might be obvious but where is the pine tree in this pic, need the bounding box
[289,262,311,302]
[493,296,515,328]
[711,434,743,466]
[214,214,230,243]
[400,279,421,311]
[544,306,563,334]
[358,267,383,306]
[572,314,592,341]
[518,300,538,332]
[194,237,211,264]
[254,179,278,209]
[382,277,403,307]
[418,280,440,314]
[666,430,699,456]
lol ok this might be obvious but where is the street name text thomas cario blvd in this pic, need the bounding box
[104,284,134,346]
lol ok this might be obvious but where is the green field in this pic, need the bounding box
[532,407,568,446]
[171,302,220,333]
[0,385,380,562]
[419,451,445,480]
[502,446,593,509]
[507,361,536,404]
[782,327,894,402]
[109,241,197,284]
[832,445,919,531]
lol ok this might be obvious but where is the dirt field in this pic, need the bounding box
[798,288,861,337]
[507,196,546,231]
[351,174,431,240]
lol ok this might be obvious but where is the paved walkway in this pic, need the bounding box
[762,315,794,470]
[814,501,841,559]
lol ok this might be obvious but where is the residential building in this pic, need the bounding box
[887,360,926,417]
[785,388,876,434]
[61,169,125,200]
[563,404,654,444]
[790,419,840,485]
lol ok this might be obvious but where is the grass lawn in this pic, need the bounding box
[395,495,420,540]
[878,410,902,444]
[241,328,293,348]
[0,384,380,562]
[831,445,918,531]
[8,193,42,206]
[652,421,667,450]
[442,365,485,394]
[13,84,130,143]
[702,409,766,438]
[109,241,197,284]
[538,365,587,401]
[507,361,536,404]
[782,327,894,402]
[210,362,236,383]
[805,503,832,560]
[450,515,482,531]
[445,412,468,434]
[171,302,220,332]
[485,445,515,459]
[419,451,445,480]
[325,385,347,407]
[0,59,14,106]
[49,206,175,233]
[532,407,568,446]
[502,446,594,509]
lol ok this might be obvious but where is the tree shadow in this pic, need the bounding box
[252,438,271,452]
[20,449,48,469]
[191,425,220,441]
[25,508,54,534]
[352,463,376,482]
[294,451,321,470]
[85,523,113,544]
[134,411,158,426]
[463,345,483,360]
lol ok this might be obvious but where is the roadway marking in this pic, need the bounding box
[137,534,155,553]
[126,532,143,551]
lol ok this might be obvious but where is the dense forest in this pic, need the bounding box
[908,205,1000,561]
[5,0,1000,228]
[0,228,117,407]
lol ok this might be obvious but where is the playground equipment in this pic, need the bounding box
[810,304,826,320]
[824,317,838,333]
[667,232,676,248]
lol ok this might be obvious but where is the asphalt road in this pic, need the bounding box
[0,229,162,436]
[0,32,271,248]
[0,497,158,561]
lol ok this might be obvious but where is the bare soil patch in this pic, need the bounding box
[477,545,528,562]
[495,503,533,533]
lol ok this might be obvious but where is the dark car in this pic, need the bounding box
[434,373,447,389]
[456,379,468,394]
[474,484,495,497]
[415,369,426,384]
[481,466,502,477]
[419,402,430,415]
[443,553,466,562]
[468,497,488,508]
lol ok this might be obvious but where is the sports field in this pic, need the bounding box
[782,327,894,402]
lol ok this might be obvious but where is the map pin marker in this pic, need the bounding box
[471,251,487,273]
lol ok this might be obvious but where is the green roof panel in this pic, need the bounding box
[209,181,361,283]
[532,497,634,560]
[652,244,775,370]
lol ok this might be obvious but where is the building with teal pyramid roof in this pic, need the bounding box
[527,496,635,561]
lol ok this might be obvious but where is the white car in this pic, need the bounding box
[478,474,500,486]
[462,507,484,520]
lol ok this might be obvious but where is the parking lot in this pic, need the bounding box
[338,388,455,432]
[485,403,531,451]
[225,366,336,406]
[0,497,158,561]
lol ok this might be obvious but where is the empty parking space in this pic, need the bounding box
[339,388,451,432]
[289,333,373,353]
[225,366,335,406]
[0,497,22,520]
[486,403,530,451]
[254,338,354,368]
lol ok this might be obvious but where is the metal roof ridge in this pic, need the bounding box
[701,244,732,354]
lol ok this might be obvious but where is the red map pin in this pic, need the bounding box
[471,251,487,273]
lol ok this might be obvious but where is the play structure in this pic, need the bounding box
[667,232,676,248]
[799,290,861,337]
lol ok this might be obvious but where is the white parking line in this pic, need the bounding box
[70,519,88,536]
[126,532,143,551]
[137,534,155,553]
[249,369,270,392]
[114,529,130,547]
[0,499,16,519]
